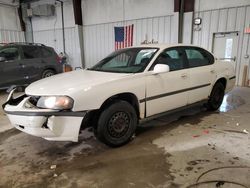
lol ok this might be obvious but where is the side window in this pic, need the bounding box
[185,48,212,68]
[153,48,185,71]
[42,48,53,57]
[22,46,41,59]
[0,47,19,61]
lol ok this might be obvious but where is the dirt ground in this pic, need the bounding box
[0,87,250,188]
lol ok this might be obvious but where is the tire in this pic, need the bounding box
[95,100,137,147]
[42,69,55,78]
[207,82,225,111]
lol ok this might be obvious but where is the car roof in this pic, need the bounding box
[4,42,47,48]
[129,43,207,51]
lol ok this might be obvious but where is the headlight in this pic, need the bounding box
[37,96,74,110]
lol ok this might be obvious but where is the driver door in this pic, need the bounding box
[145,47,190,117]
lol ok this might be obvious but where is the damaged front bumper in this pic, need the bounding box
[2,90,86,142]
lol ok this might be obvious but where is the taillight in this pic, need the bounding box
[56,55,62,64]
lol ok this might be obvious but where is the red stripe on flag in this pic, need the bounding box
[127,25,131,46]
[127,26,129,47]
[127,25,130,46]
[125,26,128,47]
[131,24,134,46]
[129,25,133,46]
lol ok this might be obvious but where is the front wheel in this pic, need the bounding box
[95,101,137,147]
[206,82,225,111]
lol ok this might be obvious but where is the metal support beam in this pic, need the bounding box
[18,5,26,32]
[56,0,66,54]
[175,0,195,43]
[73,0,85,68]
[21,2,33,43]
[73,0,83,25]
[178,0,184,43]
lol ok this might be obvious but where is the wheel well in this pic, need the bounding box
[100,93,140,118]
[43,68,56,73]
[215,77,227,89]
[80,93,140,130]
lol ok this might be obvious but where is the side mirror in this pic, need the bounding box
[0,56,6,62]
[153,64,170,74]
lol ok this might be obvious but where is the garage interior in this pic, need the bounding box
[0,0,250,187]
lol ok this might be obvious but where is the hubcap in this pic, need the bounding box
[107,112,130,138]
[44,72,54,78]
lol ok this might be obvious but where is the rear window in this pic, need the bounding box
[22,46,41,59]
[185,47,214,68]
[41,47,53,57]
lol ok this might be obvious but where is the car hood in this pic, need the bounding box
[25,70,130,96]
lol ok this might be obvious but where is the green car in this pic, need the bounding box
[0,43,63,90]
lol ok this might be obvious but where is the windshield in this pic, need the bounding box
[89,48,158,73]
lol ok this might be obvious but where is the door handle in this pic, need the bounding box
[181,73,188,78]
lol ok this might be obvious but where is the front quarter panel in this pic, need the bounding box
[69,73,146,117]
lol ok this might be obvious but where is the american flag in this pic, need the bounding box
[114,24,134,50]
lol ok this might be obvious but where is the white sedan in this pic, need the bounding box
[3,44,235,147]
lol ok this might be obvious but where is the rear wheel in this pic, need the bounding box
[207,82,225,111]
[95,101,137,147]
[42,69,55,78]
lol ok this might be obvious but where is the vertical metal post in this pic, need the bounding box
[21,3,33,43]
[73,0,85,68]
[56,0,66,53]
[29,17,34,42]
[61,1,65,53]
[178,0,184,43]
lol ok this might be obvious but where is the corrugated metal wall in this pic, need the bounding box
[0,30,25,43]
[0,5,25,43]
[31,0,176,69]
[192,5,250,85]
[83,15,177,67]
[31,0,82,69]
[33,27,81,68]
